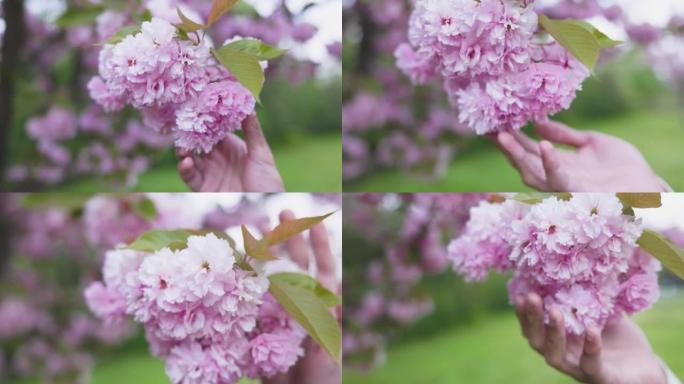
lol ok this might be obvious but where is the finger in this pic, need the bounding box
[579,327,603,380]
[310,223,336,291]
[525,293,546,352]
[515,296,530,338]
[243,115,276,165]
[539,141,569,192]
[512,130,540,155]
[544,309,567,369]
[175,147,191,159]
[497,133,546,190]
[279,210,310,270]
[535,120,591,148]
[177,157,203,191]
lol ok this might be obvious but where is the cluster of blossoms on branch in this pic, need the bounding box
[448,194,661,335]
[85,233,306,383]
[1,193,327,383]
[343,0,684,181]
[6,0,336,188]
[89,17,256,154]
[343,193,485,369]
[396,0,590,134]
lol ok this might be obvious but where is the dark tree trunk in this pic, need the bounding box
[0,0,25,190]
[0,194,10,278]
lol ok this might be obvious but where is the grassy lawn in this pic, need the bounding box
[20,348,257,384]
[343,296,684,384]
[58,134,342,192]
[345,108,684,192]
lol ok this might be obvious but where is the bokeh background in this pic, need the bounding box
[0,193,342,383]
[342,0,684,192]
[342,193,684,384]
[0,0,342,192]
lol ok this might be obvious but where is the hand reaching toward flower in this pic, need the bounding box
[516,293,668,384]
[263,210,341,384]
[176,115,285,192]
[494,120,668,192]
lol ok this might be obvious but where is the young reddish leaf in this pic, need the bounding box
[269,275,341,363]
[176,7,205,33]
[241,225,276,260]
[212,46,264,102]
[637,229,684,280]
[265,212,336,246]
[207,0,239,27]
[616,193,662,209]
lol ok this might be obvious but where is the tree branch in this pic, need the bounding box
[0,0,26,190]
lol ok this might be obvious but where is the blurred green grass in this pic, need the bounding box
[343,295,684,384]
[345,108,684,192]
[21,349,257,384]
[58,134,341,192]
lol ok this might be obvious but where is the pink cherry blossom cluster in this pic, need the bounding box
[84,233,306,384]
[88,17,256,154]
[448,194,661,335]
[395,0,590,134]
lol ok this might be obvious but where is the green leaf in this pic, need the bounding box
[132,198,157,220]
[207,0,239,27]
[56,6,104,28]
[241,225,276,260]
[176,7,205,33]
[510,193,571,205]
[212,46,264,102]
[269,275,341,363]
[266,212,336,246]
[102,25,141,45]
[269,272,341,307]
[224,38,287,60]
[126,229,236,253]
[538,14,620,71]
[616,193,662,209]
[126,229,197,252]
[637,229,684,280]
[571,20,623,48]
[22,193,93,211]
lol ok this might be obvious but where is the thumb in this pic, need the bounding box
[243,114,276,165]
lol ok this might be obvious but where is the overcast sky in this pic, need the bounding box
[637,194,684,231]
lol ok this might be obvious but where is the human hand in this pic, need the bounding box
[176,115,285,192]
[516,293,666,384]
[494,120,667,192]
[262,210,341,384]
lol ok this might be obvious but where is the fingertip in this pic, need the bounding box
[279,209,296,223]
[178,157,194,176]
[540,140,554,153]
[243,114,259,130]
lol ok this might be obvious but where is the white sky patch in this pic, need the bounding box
[243,0,342,76]
[636,194,684,232]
